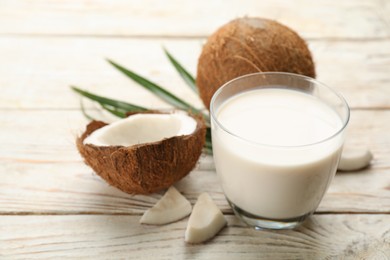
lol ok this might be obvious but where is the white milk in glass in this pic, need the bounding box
[212,88,344,219]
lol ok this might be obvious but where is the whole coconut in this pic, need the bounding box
[197,17,316,109]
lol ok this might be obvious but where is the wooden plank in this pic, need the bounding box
[1,110,389,164]
[0,160,388,215]
[0,37,202,110]
[0,109,389,214]
[313,40,390,109]
[0,111,87,162]
[1,2,388,259]
[0,214,389,259]
[0,37,390,110]
[0,0,389,39]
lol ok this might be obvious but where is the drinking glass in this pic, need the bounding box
[210,72,350,229]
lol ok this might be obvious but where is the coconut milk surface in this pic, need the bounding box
[213,88,344,219]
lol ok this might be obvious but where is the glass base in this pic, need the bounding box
[227,199,311,230]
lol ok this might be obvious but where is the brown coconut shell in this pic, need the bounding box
[77,113,206,194]
[197,17,316,109]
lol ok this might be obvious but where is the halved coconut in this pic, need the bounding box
[77,111,206,194]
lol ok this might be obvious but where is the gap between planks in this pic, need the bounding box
[1,211,389,216]
[0,214,388,259]
[0,33,390,42]
[1,107,390,112]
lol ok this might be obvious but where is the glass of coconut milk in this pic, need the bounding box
[210,72,349,229]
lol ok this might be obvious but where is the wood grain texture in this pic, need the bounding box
[0,0,389,39]
[0,37,202,110]
[0,109,389,214]
[0,161,388,215]
[1,1,389,258]
[0,214,389,259]
[1,110,389,164]
[0,37,390,110]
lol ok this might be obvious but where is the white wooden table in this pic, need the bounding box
[0,1,389,258]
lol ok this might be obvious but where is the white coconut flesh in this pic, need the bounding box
[185,193,227,244]
[140,186,192,225]
[83,113,197,146]
[338,146,373,171]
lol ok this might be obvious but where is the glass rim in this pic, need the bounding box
[210,72,350,149]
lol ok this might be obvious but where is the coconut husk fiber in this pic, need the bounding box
[77,114,206,195]
[197,17,316,109]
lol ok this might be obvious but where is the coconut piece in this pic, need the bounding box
[197,17,316,109]
[140,186,192,225]
[338,147,373,172]
[77,111,206,194]
[185,193,227,244]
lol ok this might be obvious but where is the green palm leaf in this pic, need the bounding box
[71,86,147,112]
[101,104,127,118]
[106,59,201,114]
[72,52,213,154]
[163,48,198,94]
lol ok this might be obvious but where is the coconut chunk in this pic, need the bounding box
[338,147,373,171]
[185,193,227,243]
[83,113,197,147]
[140,186,192,225]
